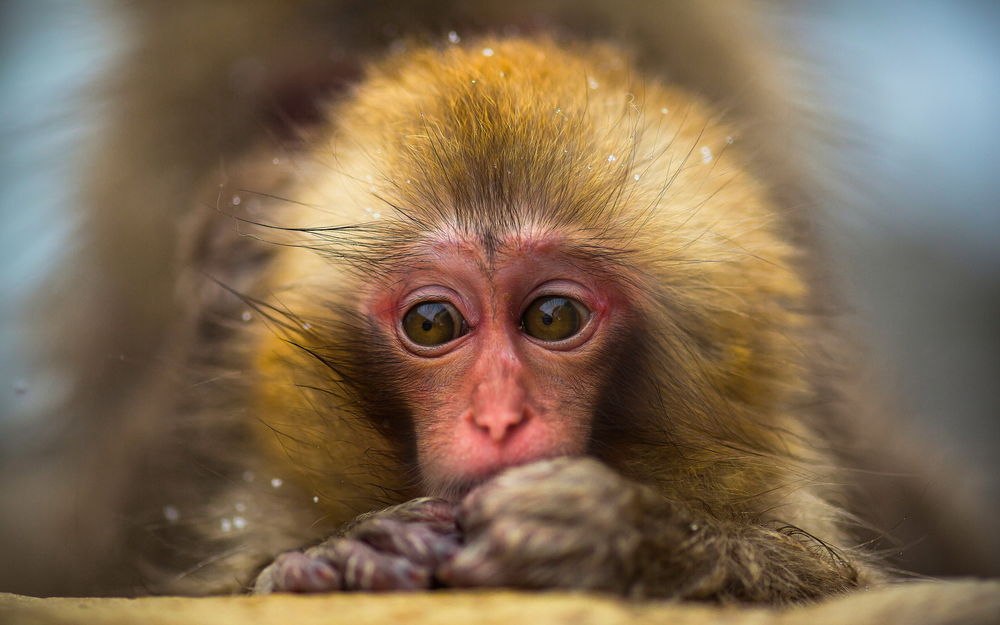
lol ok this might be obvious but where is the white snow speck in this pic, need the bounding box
[270,478,283,488]
[241,311,252,322]
[470,79,477,84]
[448,31,460,44]
[607,154,617,163]
[633,174,641,181]
[220,518,233,532]
[482,48,494,57]
[234,502,246,512]
[700,146,713,163]
[312,496,320,503]
[163,506,180,522]
[372,212,381,219]
[587,78,599,90]
[302,322,312,331]
[231,195,241,206]
[660,107,669,115]
[242,470,255,482]
[725,136,734,144]
[233,516,247,530]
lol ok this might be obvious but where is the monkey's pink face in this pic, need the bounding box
[366,232,629,497]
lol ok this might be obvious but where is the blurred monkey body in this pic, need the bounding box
[2,0,993,610]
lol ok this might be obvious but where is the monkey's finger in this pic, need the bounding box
[260,551,343,593]
[352,518,461,568]
[328,539,433,591]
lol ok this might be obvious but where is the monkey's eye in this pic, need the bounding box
[520,296,589,342]
[402,301,467,346]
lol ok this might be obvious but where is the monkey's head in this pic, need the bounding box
[248,38,808,505]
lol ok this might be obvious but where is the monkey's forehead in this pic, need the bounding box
[303,39,763,237]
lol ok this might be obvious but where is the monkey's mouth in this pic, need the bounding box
[420,453,571,501]
[424,472,490,501]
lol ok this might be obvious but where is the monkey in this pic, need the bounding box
[1,0,996,605]
[235,37,869,602]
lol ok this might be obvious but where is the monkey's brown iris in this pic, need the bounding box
[402,301,466,346]
[521,296,588,342]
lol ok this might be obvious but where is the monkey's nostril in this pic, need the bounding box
[468,406,527,443]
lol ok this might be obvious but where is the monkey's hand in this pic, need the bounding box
[438,457,662,595]
[252,497,460,594]
[439,457,863,602]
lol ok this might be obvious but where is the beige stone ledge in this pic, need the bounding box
[2,581,998,625]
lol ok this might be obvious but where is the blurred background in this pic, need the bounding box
[1,0,997,573]
[791,1,1000,512]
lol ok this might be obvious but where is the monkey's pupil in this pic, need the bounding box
[542,314,553,325]
[422,320,433,331]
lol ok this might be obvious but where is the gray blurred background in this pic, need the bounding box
[1,0,997,555]
[792,1,1000,511]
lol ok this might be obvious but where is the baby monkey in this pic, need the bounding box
[236,39,870,601]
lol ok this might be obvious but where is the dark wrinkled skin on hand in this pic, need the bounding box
[253,497,461,593]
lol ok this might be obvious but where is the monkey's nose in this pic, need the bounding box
[470,406,526,442]
[469,381,527,442]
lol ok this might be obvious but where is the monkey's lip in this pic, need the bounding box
[423,441,574,498]
[425,456,550,499]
